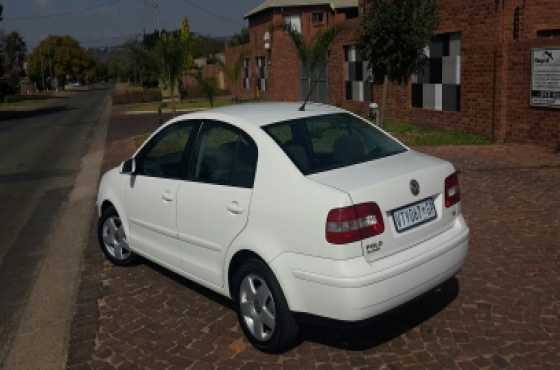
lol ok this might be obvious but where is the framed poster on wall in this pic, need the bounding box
[531,48,560,108]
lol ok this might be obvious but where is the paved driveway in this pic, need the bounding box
[66,112,560,370]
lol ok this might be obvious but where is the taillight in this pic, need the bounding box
[445,172,461,208]
[326,202,385,244]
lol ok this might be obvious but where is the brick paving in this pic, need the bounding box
[66,111,560,370]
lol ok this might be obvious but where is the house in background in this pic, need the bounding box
[182,53,227,97]
[225,0,360,102]
[226,0,560,146]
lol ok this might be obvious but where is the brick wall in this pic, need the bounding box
[228,0,560,146]
[224,43,253,99]
[225,5,347,102]
[357,0,560,146]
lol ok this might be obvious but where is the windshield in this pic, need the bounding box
[264,113,407,175]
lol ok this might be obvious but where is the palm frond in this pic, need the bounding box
[309,27,339,71]
[287,29,309,71]
[217,51,246,83]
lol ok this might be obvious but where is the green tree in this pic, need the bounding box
[0,32,27,99]
[126,40,159,86]
[180,18,194,70]
[287,27,339,111]
[153,18,193,110]
[229,27,249,47]
[28,36,92,90]
[191,68,218,107]
[106,48,132,83]
[154,33,185,110]
[359,0,438,126]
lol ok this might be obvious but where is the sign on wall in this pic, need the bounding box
[531,48,560,108]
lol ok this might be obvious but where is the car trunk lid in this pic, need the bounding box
[308,150,457,262]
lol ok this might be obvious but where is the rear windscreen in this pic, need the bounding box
[264,113,407,175]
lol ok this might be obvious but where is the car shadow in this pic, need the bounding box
[138,257,236,310]
[298,277,459,351]
[137,255,459,351]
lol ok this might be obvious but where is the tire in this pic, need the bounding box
[232,258,299,353]
[97,206,136,266]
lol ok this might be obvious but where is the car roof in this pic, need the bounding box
[176,102,347,129]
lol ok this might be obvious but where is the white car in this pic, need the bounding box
[96,103,469,352]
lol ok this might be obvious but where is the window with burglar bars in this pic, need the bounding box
[243,58,251,90]
[412,33,461,112]
[256,56,267,92]
[344,45,373,102]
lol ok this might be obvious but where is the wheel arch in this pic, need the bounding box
[97,190,130,239]
[226,249,266,300]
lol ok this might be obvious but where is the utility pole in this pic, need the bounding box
[144,0,160,31]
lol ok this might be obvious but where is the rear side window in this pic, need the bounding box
[264,113,406,175]
[192,122,258,188]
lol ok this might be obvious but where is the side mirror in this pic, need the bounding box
[121,158,137,175]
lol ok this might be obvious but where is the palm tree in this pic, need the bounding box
[154,32,188,111]
[192,68,218,107]
[287,27,339,111]
[217,52,246,101]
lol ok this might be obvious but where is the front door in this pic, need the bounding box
[177,121,258,288]
[125,121,198,269]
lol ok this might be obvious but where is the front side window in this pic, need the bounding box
[137,122,196,179]
[265,113,406,175]
[193,122,258,188]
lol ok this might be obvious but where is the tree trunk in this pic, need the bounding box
[169,71,176,112]
[379,75,389,128]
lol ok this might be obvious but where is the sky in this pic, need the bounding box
[0,0,262,49]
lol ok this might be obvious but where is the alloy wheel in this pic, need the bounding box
[239,274,277,342]
[101,216,131,261]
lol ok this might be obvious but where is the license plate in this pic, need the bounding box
[393,198,437,233]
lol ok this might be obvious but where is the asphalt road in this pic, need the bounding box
[0,88,111,367]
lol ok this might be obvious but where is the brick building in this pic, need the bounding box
[182,54,227,97]
[225,0,560,146]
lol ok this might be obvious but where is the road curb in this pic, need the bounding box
[1,95,112,370]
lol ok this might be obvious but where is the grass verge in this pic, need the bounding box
[132,115,491,150]
[383,119,491,146]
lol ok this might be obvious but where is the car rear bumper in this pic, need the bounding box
[270,215,469,322]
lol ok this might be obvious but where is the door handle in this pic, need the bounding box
[161,190,174,202]
[227,201,244,215]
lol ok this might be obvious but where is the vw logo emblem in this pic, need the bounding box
[410,179,420,196]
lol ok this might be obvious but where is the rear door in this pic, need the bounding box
[125,120,199,269]
[177,121,258,287]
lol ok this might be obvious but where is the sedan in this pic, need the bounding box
[96,102,469,353]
